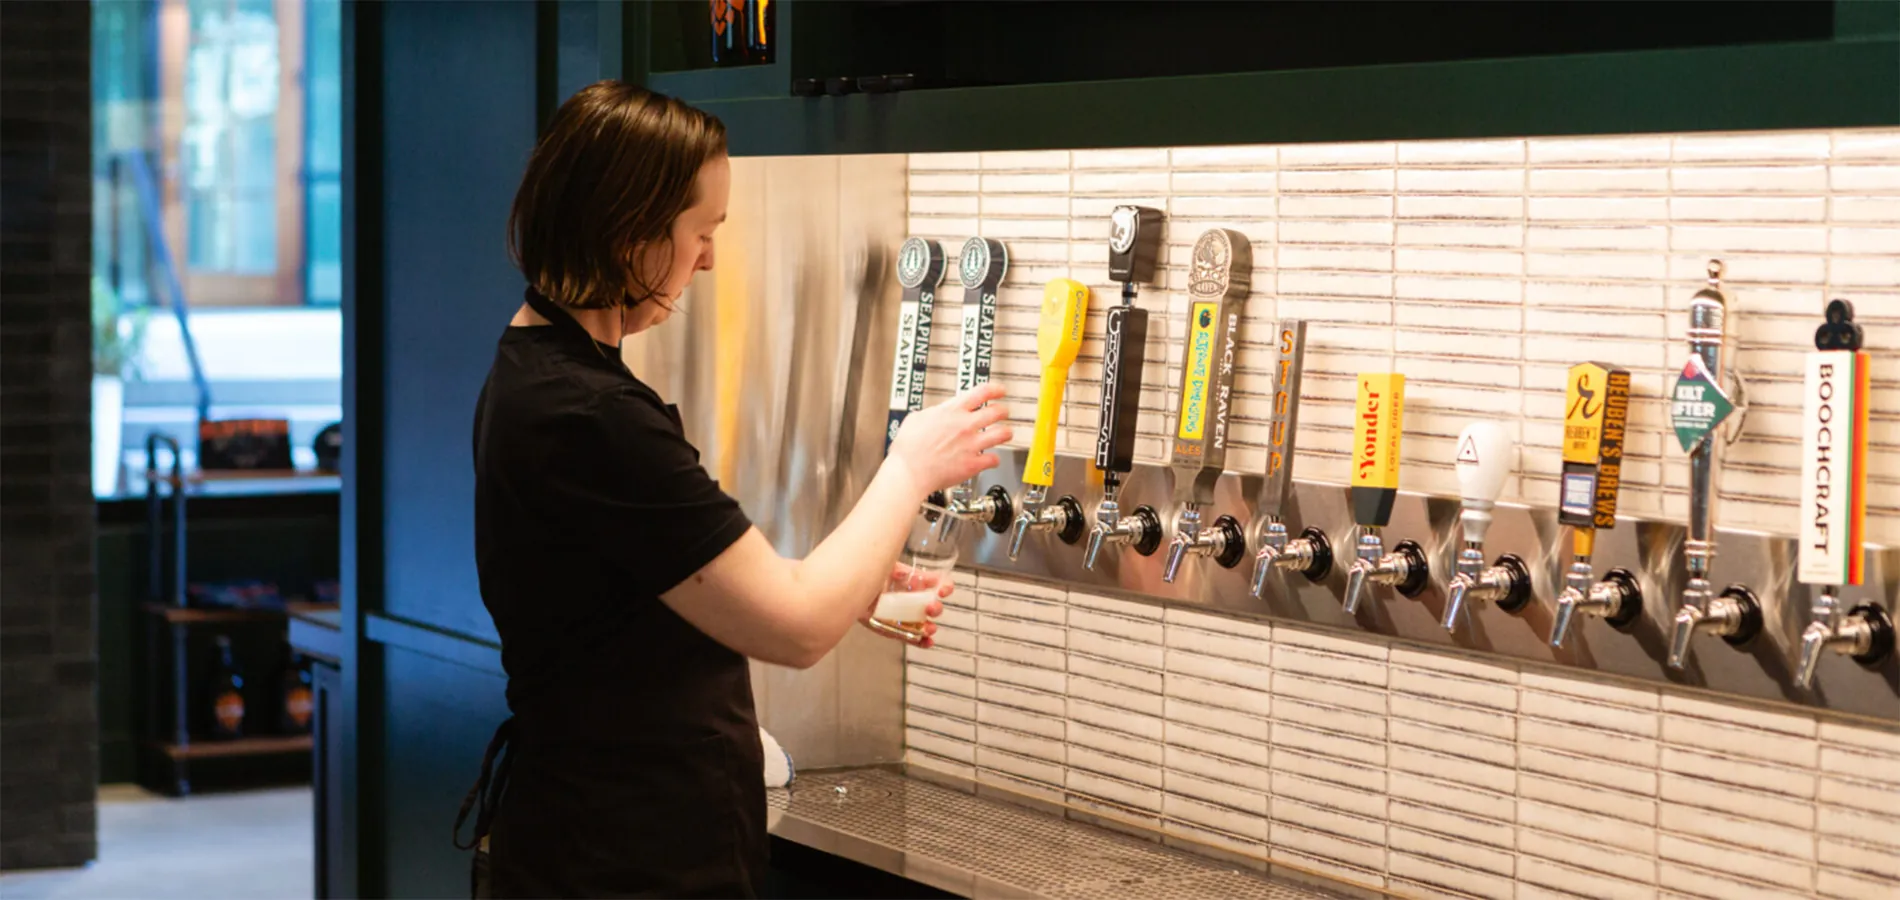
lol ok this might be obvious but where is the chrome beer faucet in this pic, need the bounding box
[1252,320,1332,596]
[1441,421,1532,632]
[1163,229,1251,583]
[945,237,1014,533]
[1549,362,1642,649]
[1085,206,1165,570]
[1791,299,1895,688]
[1797,590,1895,689]
[1667,261,1762,670]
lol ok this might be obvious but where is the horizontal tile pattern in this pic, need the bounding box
[901,127,1900,898]
[908,126,1900,542]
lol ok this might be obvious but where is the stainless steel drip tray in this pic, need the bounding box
[767,768,1358,900]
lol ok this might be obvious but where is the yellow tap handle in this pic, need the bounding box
[1025,278,1091,487]
[1572,526,1596,559]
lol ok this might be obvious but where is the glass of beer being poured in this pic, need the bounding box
[869,501,962,642]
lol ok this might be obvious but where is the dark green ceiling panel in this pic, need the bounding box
[695,39,1899,157]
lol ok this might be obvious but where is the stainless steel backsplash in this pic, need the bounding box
[622,154,911,767]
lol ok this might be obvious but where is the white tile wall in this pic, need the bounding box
[904,575,1900,900]
[906,128,1900,537]
[898,131,1900,899]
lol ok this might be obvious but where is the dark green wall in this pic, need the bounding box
[338,2,1899,897]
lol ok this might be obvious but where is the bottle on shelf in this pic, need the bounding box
[280,643,315,735]
[207,635,247,740]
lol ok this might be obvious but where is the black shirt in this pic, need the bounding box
[470,288,766,897]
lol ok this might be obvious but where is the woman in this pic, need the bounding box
[458,81,1010,897]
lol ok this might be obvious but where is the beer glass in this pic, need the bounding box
[869,502,962,642]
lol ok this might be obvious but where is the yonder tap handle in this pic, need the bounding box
[1349,373,1406,528]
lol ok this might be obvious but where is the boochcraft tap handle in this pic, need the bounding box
[1799,299,1870,589]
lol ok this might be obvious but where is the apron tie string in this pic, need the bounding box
[453,716,516,852]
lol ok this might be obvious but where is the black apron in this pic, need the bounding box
[455,290,768,899]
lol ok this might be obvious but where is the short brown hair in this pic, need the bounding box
[507,81,727,310]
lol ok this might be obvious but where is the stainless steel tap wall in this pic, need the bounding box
[624,154,911,768]
[896,131,1900,721]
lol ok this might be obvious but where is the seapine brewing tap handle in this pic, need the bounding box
[884,238,947,456]
[945,237,1012,533]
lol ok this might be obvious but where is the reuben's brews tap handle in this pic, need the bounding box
[1795,300,1894,687]
[1170,229,1251,510]
[1549,360,1635,649]
[886,238,947,454]
[1096,207,1163,483]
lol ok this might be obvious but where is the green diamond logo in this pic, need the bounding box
[1670,355,1735,452]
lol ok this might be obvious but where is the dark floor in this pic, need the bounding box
[0,785,312,899]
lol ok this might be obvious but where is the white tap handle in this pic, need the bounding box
[1454,421,1513,546]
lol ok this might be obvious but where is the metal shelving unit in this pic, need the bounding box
[139,433,335,795]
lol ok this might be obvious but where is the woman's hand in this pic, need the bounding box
[859,562,952,648]
[887,384,1013,497]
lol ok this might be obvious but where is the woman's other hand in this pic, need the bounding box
[887,383,1012,496]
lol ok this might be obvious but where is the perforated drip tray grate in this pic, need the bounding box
[768,768,1354,900]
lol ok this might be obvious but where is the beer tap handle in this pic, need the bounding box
[885,238,946,455]
[1454,421,1513,550]
[1024,279,1090,493]
[1443,422,1518,632]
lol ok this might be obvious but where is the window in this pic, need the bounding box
[91,0,343,496]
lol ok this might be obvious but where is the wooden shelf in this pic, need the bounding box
[148,735,313,760]
[142,601,340,625]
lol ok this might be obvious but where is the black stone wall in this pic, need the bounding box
[0,0,100,872]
